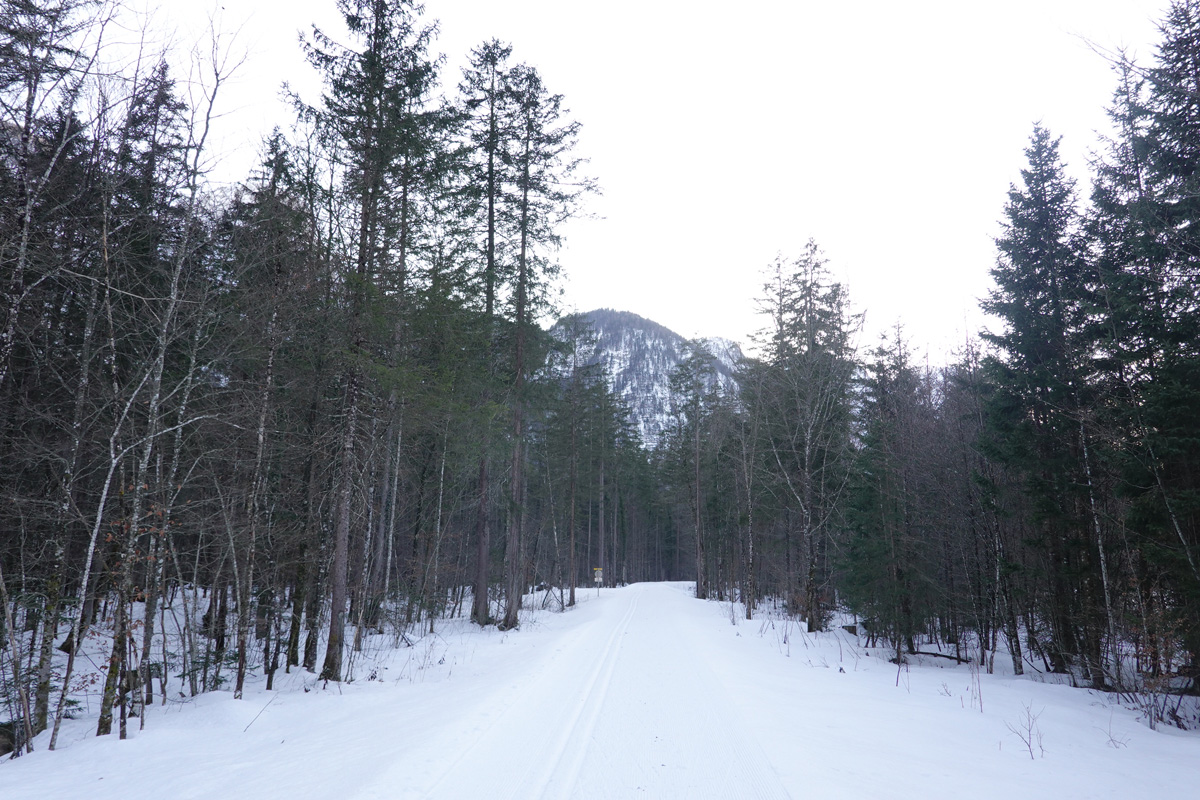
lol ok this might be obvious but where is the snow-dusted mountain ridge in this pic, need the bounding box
[548,309,742,448]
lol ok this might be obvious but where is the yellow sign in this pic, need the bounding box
[593,567,603,583]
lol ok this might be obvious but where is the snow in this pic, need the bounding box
[3,582,1198,798]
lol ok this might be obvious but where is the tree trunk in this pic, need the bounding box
[694,414,706,600]
[472,457,491,624]
[320,374,360,681]
[500,130,533,631]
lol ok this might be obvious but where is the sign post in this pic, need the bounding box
[593,567,603,597]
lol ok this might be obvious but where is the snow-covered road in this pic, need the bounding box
[368,582,791,799]
[3,581,1199,799]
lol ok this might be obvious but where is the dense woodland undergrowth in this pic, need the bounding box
[4,0,1200,758]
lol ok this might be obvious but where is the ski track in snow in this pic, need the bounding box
[361,583,790,799]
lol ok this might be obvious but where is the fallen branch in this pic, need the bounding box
[912,650,971,664]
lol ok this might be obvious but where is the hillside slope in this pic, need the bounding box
[548,309,742,448]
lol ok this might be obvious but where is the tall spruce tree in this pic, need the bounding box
[981,124,1116,683]
[666,342,721,599]
[459,39,513,625]
[301,0,439,682]
[745,242,858,630]
[843,330,937,662]
[1088,2,1200,671]
[496,63,591,630]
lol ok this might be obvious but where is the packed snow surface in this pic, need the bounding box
[3,582,1198,798]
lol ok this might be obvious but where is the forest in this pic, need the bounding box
[3,0,1200,758]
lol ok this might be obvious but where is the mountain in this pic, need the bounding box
[548,309,742,448]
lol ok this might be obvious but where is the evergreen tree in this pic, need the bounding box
[458,38,514,625]
[496,62,592,629]
[1088,3,1200,671]
[981,124,1116,683]
[666,341,722,599]
[843,331,938,662]
[744,242,859,629]
[300,0,440,681]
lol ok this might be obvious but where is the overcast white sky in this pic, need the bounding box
[151,0,1167,359]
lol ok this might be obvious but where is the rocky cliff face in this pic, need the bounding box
[548,309,742,448]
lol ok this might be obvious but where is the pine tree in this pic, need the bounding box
[981,124,1116,683]
[301,0,440,682]
[843,330,937,662]
[1088,2,1200,670]
[496,62,592,629]
[666,342,721,599]
[744,242,858,630]
[458,40,513,625]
